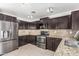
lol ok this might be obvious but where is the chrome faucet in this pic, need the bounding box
[74,31,79,40]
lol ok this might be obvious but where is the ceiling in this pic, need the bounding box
[0,3,79,22]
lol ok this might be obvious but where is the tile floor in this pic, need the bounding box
[3,44,54,56]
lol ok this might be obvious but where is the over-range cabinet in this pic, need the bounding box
[0,14,18,55]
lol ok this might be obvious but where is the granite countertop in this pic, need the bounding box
[54,38,79,56]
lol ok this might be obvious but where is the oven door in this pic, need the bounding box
[37,36,46,43]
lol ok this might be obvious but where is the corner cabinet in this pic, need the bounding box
[46,37,62,52]
[72,10,79,30]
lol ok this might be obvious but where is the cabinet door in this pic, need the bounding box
[49,16,70,29]
[28,23,36,29]
[72,10,79,30]
[1,41,13,54]
[56,16,69,29]
[0,14,4,20]
[18,36,27,46]
[5,15,12,22]
[52,38,62,51]
[27,35,36,45]
[48,23,56,29]
[46,37,53,50]
[46,37,62,52]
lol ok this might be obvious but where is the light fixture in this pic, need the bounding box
[47,7,53,13]
[30,15,33,18]
[27,16,30,18]
[27,15,33,19]
[31,10,36,14]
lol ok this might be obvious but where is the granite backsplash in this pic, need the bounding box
[18,29,77,38]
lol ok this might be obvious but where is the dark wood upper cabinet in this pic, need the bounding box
[18,20,27,29]
[5,15,12,21]
[0,13,17,22]
[57,15,70,29]
[47,19,57,29]
[39,17,49,29]
[49,15,70,29]
[28,22,36,29]
[72,10,79,30]
[68,15,72,29]
[0,14,4,20]
[18,20,36,29]
[39,15,71,29]
[18,15,72,29]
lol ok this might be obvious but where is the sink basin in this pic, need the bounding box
[64,39,79,48]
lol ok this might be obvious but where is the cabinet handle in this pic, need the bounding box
[7,31,9,38]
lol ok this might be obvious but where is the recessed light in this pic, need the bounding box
[27,16,30,18]
[47,7,53,13]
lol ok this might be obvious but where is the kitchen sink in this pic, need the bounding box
[64,39,79,48]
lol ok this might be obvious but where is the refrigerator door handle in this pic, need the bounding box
[0,31,4,39]
[3,31,9,38]
[7,31,9,38]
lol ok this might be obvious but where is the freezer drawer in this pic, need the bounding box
[0,40,18,55]
[0,40,13,55]
[12,40,18,50]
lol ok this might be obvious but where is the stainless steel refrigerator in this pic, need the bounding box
[0,20,18,55]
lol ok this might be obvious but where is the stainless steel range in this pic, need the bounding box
[36,35,46,49]
[36,31,49,49]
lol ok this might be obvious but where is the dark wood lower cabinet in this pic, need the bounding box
[18,36,27,46]
[46,37,53,50]
[26,35,36,45]
[18,35,62,52]
[46,37,62,52]
[18,35,36,47]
